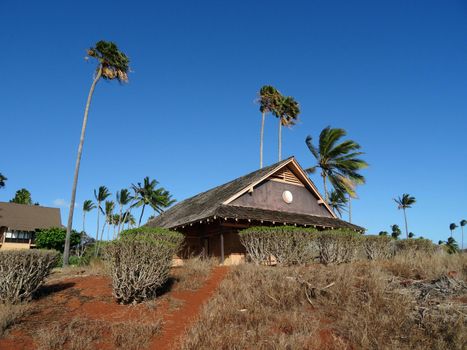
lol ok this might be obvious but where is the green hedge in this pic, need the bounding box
[120,226,184,250]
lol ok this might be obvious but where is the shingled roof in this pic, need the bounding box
[0,202,62,231]
[148,157,365,232]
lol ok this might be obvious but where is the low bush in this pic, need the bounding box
[395,238,437,255]
[239,226,317,266]
[315,229,361,265]
[0,250,58,304]
[104,227,183,304]
[0,303,30,337]
[35,227,80,252]
[361,235,394,260]
[120,226,184,249]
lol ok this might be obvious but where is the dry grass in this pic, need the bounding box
[0,303,30,337]
[181,253,467,350]
[35,316,162,350]
[174,256,217,291]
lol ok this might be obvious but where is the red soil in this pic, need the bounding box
[0,267,229,350]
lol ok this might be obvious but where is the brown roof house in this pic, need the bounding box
[148,157,364,264]
[0,202,62,250]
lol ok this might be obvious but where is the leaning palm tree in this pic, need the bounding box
[327,190,348,218]
[449,223,458,238]
[93,186,110,245]
[258,86,281,168]
[63,41,130,266]
[305,127,367,202]
[131,177,175,227]
[275,95,300,161]
[394,194,416,239]
[460,219,466,251]
[441,237,459,254]
[116,189,132,236]
[82,200,96,234]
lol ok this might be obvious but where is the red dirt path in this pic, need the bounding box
[0,266,229,350]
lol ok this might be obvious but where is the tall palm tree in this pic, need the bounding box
[305,127,367,202]
[258,86,281,169]
[394,194,416,239]
[82,200,96,234]
[275,95,300,161]
[327,190,348,218]
[93,186,110,245]
[131,177,175,227]
[95,200,115,256]
[116,189,132,236]
[63,41,130,266]
[449,223,458,238]
[0,173,7,189]
[460,219,466,251]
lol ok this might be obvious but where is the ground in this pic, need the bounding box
[0,261,228,350]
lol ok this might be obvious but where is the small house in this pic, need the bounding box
[0,202,62,250]
[148,157,364,264]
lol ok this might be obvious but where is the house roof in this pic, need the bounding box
[148,157,364,231]
[0,202,62,231]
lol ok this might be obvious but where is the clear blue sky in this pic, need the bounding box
[1,0,466,243]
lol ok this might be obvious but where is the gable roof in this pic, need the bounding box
[148,157,364,230]
[0,202,62,231]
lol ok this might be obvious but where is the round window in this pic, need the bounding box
[282,190,293,204]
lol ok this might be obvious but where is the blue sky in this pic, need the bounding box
[1,0,466,243]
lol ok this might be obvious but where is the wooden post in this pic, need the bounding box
[220,232,224,264]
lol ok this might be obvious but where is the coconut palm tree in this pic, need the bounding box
[327,190,348,218]
[460,219,466,250]
[95,200,115,256]
[440,237,459,254]
[449,223,458,238]
[131,177,175,227]
[394,194,416,239]
[0,173,7,189]
[258,86,281,168]
[275,95,300,161]
[93,186,110,245]
[391,224,401,239]
[305,127,368,203]
[63,41,130,266]
[116,189,132,236]
[82,200,96,234]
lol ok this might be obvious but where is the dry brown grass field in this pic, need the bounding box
[1,253,466,349]
[181,252,467,350]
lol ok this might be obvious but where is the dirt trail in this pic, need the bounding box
[150,266,229,350]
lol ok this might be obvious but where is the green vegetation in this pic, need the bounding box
[305,127,368,218]
[328,189,348,217]
[131,176,175,227]
[93,186,111,255]
[258,85,280,168]
[9,188,37,205]
[394,193,416,238]
[63,40,130,267]
[275,95,300,161]
[35,227,80,252]
[0,173,6,189]
[116,188,131,236]
[450,222,458,237]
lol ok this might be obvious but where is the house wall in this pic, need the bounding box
[231,180,331,217]
[1,242,31,250]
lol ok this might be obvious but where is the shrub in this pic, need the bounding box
[239,226,317,266]
[120,226,184,250]
[35,227,80,252]
[395,238,437,255]
[0,250,58,304]
[315,229,361,265]
[361,235,394,260]
[104,227,183,304]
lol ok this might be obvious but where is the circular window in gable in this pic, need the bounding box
[282,190,293,204]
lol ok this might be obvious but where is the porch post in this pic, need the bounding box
[220,232,224,264]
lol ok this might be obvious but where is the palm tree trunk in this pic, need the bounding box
[63,67,102,267]
[260,111,265,168]
[278,118,282,161]
[403,208,409,239]
[96,221,106,257]
[138,205,146,227]
[322,173,328,202]
[117,204,123,237]
[462,226,464,250]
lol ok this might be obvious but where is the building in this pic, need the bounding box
[148,157,364,264]
[0,202,62,250]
